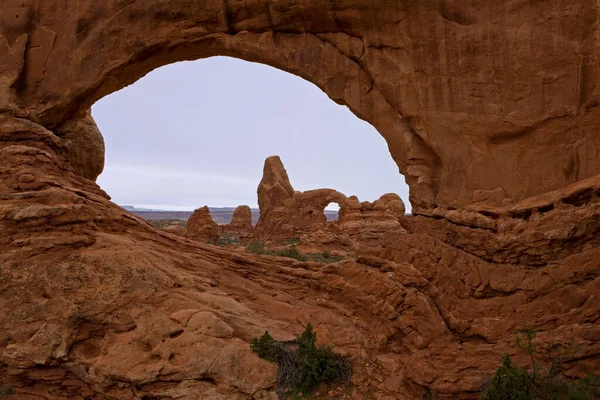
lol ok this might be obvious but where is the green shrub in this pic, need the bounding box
[422,388,435,400]
[250,323,351,399]
[246,241,268,255]
[481,355,533,400]
[0,386,14,397]
[218,235,240,247]
[539,374,600,400]
[250,330,286,362]
[307,251,343,264]
[245,239,342,264]
[286,237,301,246]
[276,246,306,261]
[482,327,600,400]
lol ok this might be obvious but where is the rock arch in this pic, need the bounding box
[253,155,349,238]
[1,3,600,399]
[2,0,600,209]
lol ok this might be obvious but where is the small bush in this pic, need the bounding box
[422,388,435,400]
[251,323,351,399]
[307,251,343,264]
[482,327,600,400]
[481,355,533,400]
[540,374,600,400]
[0,386,14,397]
[276,246,306,261]
[150,219,186,229]
[251,330,286,362]
[246,241,268,255]
[286,237,301,246]
[218,235,240,247]
[245,240,342,264]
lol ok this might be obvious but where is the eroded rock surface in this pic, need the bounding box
[0,131,598,399]
[254,156,407,251]
[254,156,346,238]
[337,193,407,248]
[0,1,600,399]
[257,156,295,212]
[2,1,600,208]
[187,206,220,244]
[221,205,254,239]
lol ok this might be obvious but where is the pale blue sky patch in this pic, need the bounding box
[92,56,410,212]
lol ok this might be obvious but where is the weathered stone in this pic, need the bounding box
[254,157,406,249]
[187,206,220,244]
[257,156,295,212]
[254,156,347,239]
[0,2,599,399]
[221,205,253,239]
[2,1,599,208]
[56,110,105,181]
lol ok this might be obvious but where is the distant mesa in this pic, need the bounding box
[121,205,157,212]
[125,206,273,225]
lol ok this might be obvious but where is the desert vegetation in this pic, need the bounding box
[149,219,187,229]
[245,240,343,263]
[481,327,600,400]
[217,234,240,247]
[251,323,351,399]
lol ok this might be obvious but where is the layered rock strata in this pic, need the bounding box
[1,1,599,398]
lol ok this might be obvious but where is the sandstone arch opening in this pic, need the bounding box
[5,2,597,212]
[92,56,410,219]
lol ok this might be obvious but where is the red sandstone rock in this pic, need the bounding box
[337,194,407,248]
[373,193,406,217]
[254,156,347,239]
[0,126,598,398]
[221,205,253,239]
[257,156,295,211]
[56,110,105,181]
[187,206,221,244]
[254,157,406,249]
[162,224,187,237]
[0,2,600,399]
[3,1,599,208]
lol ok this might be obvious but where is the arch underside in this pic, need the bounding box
[2,0,599,210]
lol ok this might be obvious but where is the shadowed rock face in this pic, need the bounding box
[57,111,105,181]
[2,0,600,207]
[0,1,599,399]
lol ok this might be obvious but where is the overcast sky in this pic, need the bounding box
[92,57,410,211]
